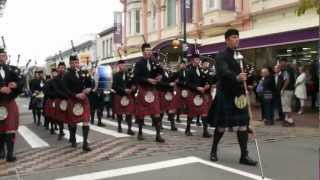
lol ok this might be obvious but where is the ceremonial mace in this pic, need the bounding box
[234,50,265,179]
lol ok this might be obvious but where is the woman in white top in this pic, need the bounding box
[294,66,307,114]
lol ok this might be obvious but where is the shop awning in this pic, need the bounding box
[199,27,319,54]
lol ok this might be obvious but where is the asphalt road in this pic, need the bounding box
[0,97,318,180]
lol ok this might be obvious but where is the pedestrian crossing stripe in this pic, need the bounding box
[18,126,50,148]
[143,122,196,133]
[89,124,130,138]
[56,156,272,180]
[101,119,158,135]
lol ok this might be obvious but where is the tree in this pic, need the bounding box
[296,0,320,15]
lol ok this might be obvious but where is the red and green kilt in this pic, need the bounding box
[66,97,90,124]
[113,94,135,115]
[135,85,160,119]
[54,98,68,122]
[187,92,208,117]
[44,99,55,119]
[176,88,189,111]
[159,91,177,112]
[0,100,19,132]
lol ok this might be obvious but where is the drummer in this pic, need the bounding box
[63,55,92,151]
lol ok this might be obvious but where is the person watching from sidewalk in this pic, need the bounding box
[279,58,295,127]
[294,66,307,115]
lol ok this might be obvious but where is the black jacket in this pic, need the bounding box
[0,64,25,102]
[63,69,93,97]
[215,47,244,97]
[133,58,163,86]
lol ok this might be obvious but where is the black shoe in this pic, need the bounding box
[71,141,77,148]
[210,152,218,162]
[137,134,144,141]
[50,129,55,135]
[196,122,202,126]
[127,130,135,136]
[239,156,257,166]
[176,119,181,123]
[171,126,178,131]
[83,144,91,152]
[190,121,195,124]
[6,156,16,162]
[203,132,212,138]
[97,123,106,127]
[118,127,122,133]
[57,134,64,140]
[0,150,5,159]
[185,130,193,136]
[156,136,165,143]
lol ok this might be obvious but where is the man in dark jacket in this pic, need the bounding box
[207,29,257,166]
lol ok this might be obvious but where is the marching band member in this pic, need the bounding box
[185,53,212,138]
[51,62,69,140]
[0,47,25,162]
[176,61,188,123]
[208,29,257,165]
[133,43,165,143]
[112,60,135,135]
[63,55,92,151]
[29,69,45,126]
[157,65,178,131]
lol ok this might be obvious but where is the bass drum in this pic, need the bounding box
[94,65,113,92]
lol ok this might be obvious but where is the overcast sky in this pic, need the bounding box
[0,0,122,66]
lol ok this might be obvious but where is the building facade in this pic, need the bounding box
[96,27,117,65]
[120,0,319,67]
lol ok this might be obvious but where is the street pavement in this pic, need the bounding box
[0,97,318,180]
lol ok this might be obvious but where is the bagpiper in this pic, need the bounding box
[51,62,69,140]
[185,53,212,138]
[157,65,178,131]
[112,60,135,135]
[207,28,257,166]
[0,47,25,162]
[133,43,165,143]
[29,69,45,126]
[43,68,59,134]
[63,55,92,151]
[176,61,188,123]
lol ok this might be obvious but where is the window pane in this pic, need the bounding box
[167,0,176,27]
[135,10,140,33]
[102,41,105,58]
[128,11,131,35]
[209,0,215,8]
[110,38,113,57]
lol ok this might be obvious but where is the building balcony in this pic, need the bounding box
[249,0,299,15]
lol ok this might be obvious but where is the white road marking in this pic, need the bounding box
[56,129,84,143]
[89,124,129,138]
[56,156,272,180]
[18,126,49,148]
[102,119,157,135]
[175,121,216,130]
[143,122,196,133]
